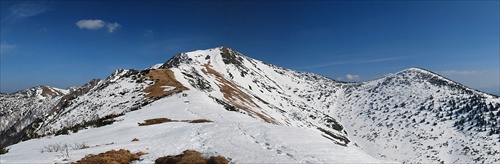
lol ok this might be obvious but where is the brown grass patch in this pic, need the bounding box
[142,69,189,98]
[208,156,229,164]
[138,118,172,126]
[155,150,228,164]
[132,138,139,142]
[188,119,213,123]
[74,149,146,164]
[201,62,278,124]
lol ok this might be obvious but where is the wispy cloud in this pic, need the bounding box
[440,70,481,76]
[75,19,121,33]
[106,22,121,33]
[337,74,361,81]
[143,30,155,38]
[9,2,52,18]
[303,56,407,69]
[0,43,17,55]
[346,74,360,80]
[357,57,404,64]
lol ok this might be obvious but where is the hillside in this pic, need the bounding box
[1,46,498,163]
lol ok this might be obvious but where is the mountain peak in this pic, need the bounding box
[155,46,246,69]
[398,67,436,75]
[12,86,68,98]
[386,67,493,97]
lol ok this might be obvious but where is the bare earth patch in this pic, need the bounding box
[73,149,147,164]
[142,69,189,98]
[155,150,228,164]
[138,118,173,126]
[138,118,213,126]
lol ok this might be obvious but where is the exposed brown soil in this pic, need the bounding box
[138,118,173,126]
[73,149,146,164]
[139,118,213,126]
[155,150,228,164]
[142,69,189,98]
[201,62,278,124]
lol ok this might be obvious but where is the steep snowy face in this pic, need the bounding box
[157,46,350,146]
[337,67,500,163]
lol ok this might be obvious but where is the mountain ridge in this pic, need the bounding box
[1,46,498,163]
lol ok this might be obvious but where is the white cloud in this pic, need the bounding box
[440,70,481,76]
[75,19,121,33]
[106,22,121,33]
[0,43,16,55]
[346,74,360,81]
[10,2,51,18]
[76,19,105,30]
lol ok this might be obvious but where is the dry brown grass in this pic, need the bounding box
[142,69,189,98]
[207,156,229,164]
[73,149,146,164]
[201,62,278,124]
[138,118,172,126]
[155,150,228,164]
[139,118,213,126]
[188,119,213,123]
[132,138,139,142]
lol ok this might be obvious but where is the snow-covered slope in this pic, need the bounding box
[337,68,500,163]
[1,46,498,163]
[1,90,384,163]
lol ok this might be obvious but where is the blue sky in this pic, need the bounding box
[1,1,499,95]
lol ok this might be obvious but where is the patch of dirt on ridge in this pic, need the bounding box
[41,86,65,97]
[201,62,278,124]
[142,69,189,98]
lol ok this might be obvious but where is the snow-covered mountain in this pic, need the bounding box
[1,46,498,163]
[0,86,69,147]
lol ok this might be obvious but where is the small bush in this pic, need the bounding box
[40,142,88,153]
[138,118,172,126]
[155,150,228,164]
[74,149,145,164]
[132,138,140,142]
[189,119,213,123]
[0,146,9,155]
